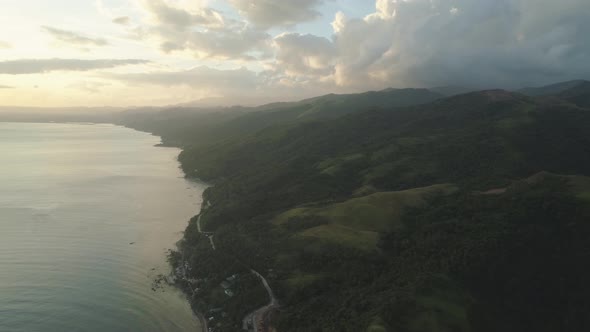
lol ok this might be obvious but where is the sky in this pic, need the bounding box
[0,0,589,107]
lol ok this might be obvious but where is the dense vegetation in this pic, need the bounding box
[122,81,590,331]
[117,88,442,148]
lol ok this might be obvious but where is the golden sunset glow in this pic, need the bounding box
[1,0,589,108]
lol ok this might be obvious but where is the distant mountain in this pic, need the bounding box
[173,95,280,108]
[518,79,589,96]
[115,105,248,146]
[154,85,590,332]
[181,88,588,186]
[557,80,590,108]
[291,88,443,119]
[429,85,476,97]
[116,87,444,147]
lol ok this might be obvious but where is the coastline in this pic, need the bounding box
[15,121,266,332]
[195,304,209,332]
[166,159,211,332]
[184,202,210,332]
[114,122,210,332]
[101,122,211,332]
[123,123,278,332]
[120,123,211,332]
[0,121,206,332]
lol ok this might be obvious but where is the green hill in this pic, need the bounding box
[116,88,442,147]
[557,81,590,108]
[518,79,589,96]
[126,82,590,332]
[274,184,457,251]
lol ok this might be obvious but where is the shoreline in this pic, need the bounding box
[124,121,210,332]
[195,305,209,332]
[4,120,254,332]
[171,184,211,332]
[187,203,210,332]
[0,121,207,332]
[116,121,210,332]
[123,122,277,332]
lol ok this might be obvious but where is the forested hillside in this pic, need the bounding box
[123,81,590,331]
[116,88,442,148]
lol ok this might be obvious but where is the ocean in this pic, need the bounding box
[0,122,204,332]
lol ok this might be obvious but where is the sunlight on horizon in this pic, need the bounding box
[0,0,589,108]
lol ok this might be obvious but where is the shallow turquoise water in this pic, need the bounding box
[0,123,204,332]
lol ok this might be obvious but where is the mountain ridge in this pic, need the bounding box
[117,79,590,331]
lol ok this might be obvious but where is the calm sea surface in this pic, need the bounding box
[0,122,205,332]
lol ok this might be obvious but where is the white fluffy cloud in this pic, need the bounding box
[5,0,590,107]
[136,0,271,60]
[111,0,590,102]
[158,24,270,60]
[228,0,324,28]
[141,0,224,30]
[313,0,590,89]
[274,33,335,77]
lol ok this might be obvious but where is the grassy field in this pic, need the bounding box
[568,174,590,201]
[275,184,456,231]
[274,184,456,250]
[299,224,380,251]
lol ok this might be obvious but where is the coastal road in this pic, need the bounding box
[251,269,278,307]
[208,235,216,250]
[194,212,214,332]
[196,214,204,233]
[198,204,278,331]
[242,269,279,332]
[197,214,216,250]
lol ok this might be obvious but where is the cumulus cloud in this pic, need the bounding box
[112,16,131,25]
[162,26,270,59]
[274,33,335,77]
[264,0,590,91]
[24,0,589,105]
[42,26,109,47]
[228,0,324,28]
[0,59,150,74]
[141,0,224,30]
[136,0,270,60]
